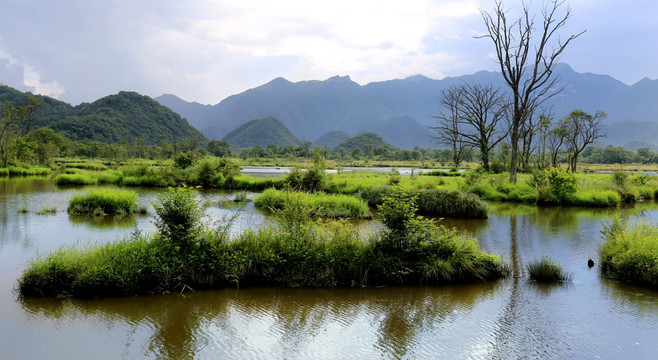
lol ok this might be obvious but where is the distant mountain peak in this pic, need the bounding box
[404,74,432,82]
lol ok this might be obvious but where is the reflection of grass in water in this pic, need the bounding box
[69,214,138,229]
[18,283,505,359]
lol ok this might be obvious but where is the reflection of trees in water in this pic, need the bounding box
[20,284,503,359]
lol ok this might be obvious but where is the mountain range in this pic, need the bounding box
[156,63,658,150]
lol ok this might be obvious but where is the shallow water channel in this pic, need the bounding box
[1,177,657,359]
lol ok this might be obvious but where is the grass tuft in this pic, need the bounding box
[527,256,571,282]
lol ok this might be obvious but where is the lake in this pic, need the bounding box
[1,176,657,359]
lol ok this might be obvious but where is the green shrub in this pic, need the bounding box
[152,186,205,249]
[388,168,401,185]
[611,169,628,188]
[541,167,577,204]
[68,189,138,215]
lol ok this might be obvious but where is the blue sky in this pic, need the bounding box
[0,0,656,105]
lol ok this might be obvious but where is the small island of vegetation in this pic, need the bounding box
[18,186,509,297]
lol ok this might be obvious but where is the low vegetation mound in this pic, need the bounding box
[600,219,658,289]
[19,187,509,297]
[67,189,140,215]
[526,256,571,282]
[254,189,369,219]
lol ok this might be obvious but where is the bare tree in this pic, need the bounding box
[457,83,509,171]
[429,85,468,169]
[546,119,567,167]
[476,0,584,182]
[560,109,606,172]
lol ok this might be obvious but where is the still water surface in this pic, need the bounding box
[1,177,657,359]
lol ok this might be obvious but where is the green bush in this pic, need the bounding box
[68,189,138,215]
[540,167,577,204]
[152,186,205,249]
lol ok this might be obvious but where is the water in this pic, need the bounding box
[1,177,657,359]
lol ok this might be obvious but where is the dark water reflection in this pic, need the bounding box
[2,177,658,359]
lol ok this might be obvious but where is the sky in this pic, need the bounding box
[0,0,656,105]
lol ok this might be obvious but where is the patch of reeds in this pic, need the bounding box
[54,173,99,186]
[527,256,571,282]
[65,162,108,171]
[415,188,488,218]
[600,219,658,289]
[37,206,57,215]
[2,166,51,176]
[254,189,369,219]
[67,189,139,215]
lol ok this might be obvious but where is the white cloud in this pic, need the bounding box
[0,0,656,104]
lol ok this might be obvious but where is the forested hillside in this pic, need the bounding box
[0,86,204,145]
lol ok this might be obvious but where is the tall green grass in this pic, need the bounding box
[67,189,139,215]
[54,173,99,185]
[255,189,370,219]
[600,219,658,289]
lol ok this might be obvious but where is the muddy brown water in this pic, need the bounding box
[1,177,657,359]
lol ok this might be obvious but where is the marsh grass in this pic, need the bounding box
[600,219,658,289]
[527,256,572,282]
[255,189,370,219]
[67,189,139,215]
[54,173,99,186]
[358,186,488,218]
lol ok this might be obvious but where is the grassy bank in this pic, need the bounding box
[67,189,142,215]
[600,219,658,289]
[255,189,370,219]
[18,187,509,297]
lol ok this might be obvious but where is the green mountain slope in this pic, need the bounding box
[0,86,204,145]
[221,116,302,148]
[335,132,396,152]
[315,130,351,149]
